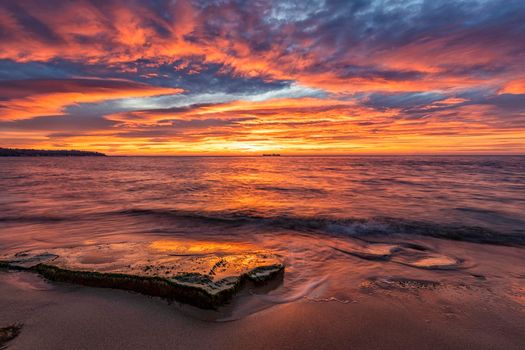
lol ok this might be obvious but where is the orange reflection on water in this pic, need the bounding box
[149,239,255,254]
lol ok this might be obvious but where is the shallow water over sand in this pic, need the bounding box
[0,156,524,319]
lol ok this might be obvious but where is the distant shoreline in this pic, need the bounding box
[0,148,106,157]
[1,149,524,157]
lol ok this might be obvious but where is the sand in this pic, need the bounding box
[1,269,524,350]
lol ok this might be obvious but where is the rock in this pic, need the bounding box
[362,276,442,290]
[0,324,22,348]
[0,240,284,309]
[332,243,396,261]
[333,241,463,270]
[4,252,59,269]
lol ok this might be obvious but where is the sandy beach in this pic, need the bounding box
[1,236,524,350]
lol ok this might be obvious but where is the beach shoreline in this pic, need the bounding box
[1,236,524,350]
[1,271,523,350]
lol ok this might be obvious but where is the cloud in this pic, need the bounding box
[0,78,182,120]
[0,114,116,131]
[1,1,523,89]
[0,0,524,154]
[500,79,525,95]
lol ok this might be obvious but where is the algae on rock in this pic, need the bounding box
[0,240,285,309]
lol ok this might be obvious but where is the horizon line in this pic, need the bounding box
[95,153,525,157]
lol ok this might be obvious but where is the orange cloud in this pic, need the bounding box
[500,79,525,94]
[49,96,518,155]
[0,79,182,121]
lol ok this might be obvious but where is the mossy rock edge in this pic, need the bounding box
[0,261,284,309]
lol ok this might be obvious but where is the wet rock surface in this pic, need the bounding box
[0,240,284,309]
[361,277,442,291]
[332,240,464,270]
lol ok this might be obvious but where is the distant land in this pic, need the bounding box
[0,148,106,157]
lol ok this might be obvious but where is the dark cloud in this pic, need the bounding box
[2,2,63,44]
[364,92,446,110]
[0,114,116,131]
[474,94,525,112]
[0,78,177,100]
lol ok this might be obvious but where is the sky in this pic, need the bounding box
[0,0,524,155]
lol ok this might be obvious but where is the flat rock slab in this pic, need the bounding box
[0,240,284,309]
[333,241,464,270]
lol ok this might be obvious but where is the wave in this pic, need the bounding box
[2,208,524,246]
[115,208,525,246]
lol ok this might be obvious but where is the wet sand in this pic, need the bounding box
[1,262,524,350]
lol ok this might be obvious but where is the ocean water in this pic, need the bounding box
[1,156,524,318]
[1,156,524,246]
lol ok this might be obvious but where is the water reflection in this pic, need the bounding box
[149,240,255,255]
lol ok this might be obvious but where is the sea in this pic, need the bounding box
[1,155,524,317]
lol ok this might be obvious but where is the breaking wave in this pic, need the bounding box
[4,207,522,246]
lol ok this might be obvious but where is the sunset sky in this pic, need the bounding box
[0,0,524,155]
